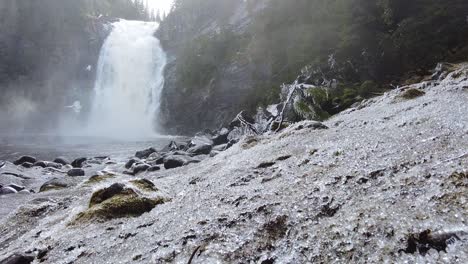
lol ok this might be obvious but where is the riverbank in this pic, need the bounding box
[0,64,467,263]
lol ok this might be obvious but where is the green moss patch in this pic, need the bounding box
[400,88,426,99]
[72,183,165,223]
[130,179,158,192]
[84,173,116,185]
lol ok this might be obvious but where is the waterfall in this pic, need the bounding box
[87,20,166,139]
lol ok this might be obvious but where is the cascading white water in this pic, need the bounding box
[87,20,166,139]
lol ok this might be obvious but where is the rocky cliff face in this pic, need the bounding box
[158,0,271,135]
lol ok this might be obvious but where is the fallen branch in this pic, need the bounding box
[187,246,201,264]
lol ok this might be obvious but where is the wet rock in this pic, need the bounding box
[71,157,87,168]
[125,158,139,169]
[13,156,37,166]
[133,164,151,174]
[67,168,85,177]
[53,157,70,165]
[148,166,161,172]
[33,161,62,169]
[0,253,34,264]
[163,155,187,169]
[212,128,230,145]
[146,153,164,165]
[257,161,276,168]
[39,178,68,192]
[187,144,213,156]
[135,147,157,159]
[402,229,461,255]
[85,173,115,184]
[0,186,17,195]
[73,183,165,222]
[0,160,4,168]
[130,179,158,191]
[21,162,34,168]
[161,141,180,153]
[33,161,48,168]
[294,120,328,130]
[7,184,25,192]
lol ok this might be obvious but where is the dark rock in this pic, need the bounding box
[71,157,87,168]
[148,166,160,172]
[402,229,461,255]
[257,162,276,168]
[163,155,187,169]
[33,161,62,169]
[229,111,256,129]
[161,141,179,153]
[0,253,34,264]
[187,144,213,156]
[67,168,85,177]
[146,152,163,165]
[33,161,48,168]
[125,158,139,169]
[21,162,33,168]
[39,178,68,192]
[13,155,37,165]
[133,164,150,174]
[135,147,157,159]
[226,139,238,149]
[7,184,25,192]
[212,128,230,145]
[53,157,70,165]
[0,186,17,195]
[294,121,329,130]
[276,155,292,161]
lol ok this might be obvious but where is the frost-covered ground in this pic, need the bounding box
[0,64,467,263]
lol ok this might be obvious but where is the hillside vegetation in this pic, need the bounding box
[159,0,468,133]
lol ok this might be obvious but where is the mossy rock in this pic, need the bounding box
[84,173,116,185]
[130,179,158,192]
[400,88,426,99]
[75,194,165,222]
[39,178,68,192]
[73,183,165,223]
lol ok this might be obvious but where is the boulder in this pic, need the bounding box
[39,178,68,192]
[67,168,85,177]
[163,155,187,169]
[161,141,179,153]
[148,166,160,172]
[146,152,164,165]
[187,144,212,156]
[71,157,87,168]
[135,147,157,159]
[189,135,213,148]
[21,162,34,168]
[0,253,34,264]
[53,157,70,165]
[73,183,165,222]
[0,186,17,195]
[13,155,37,165]
[33,161,62,169]
[132,164,150,174]
[7,184,25,192]
[125,158,139,169]
[212,128,230,145]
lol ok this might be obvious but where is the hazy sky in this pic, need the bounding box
[146,0,173,15]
